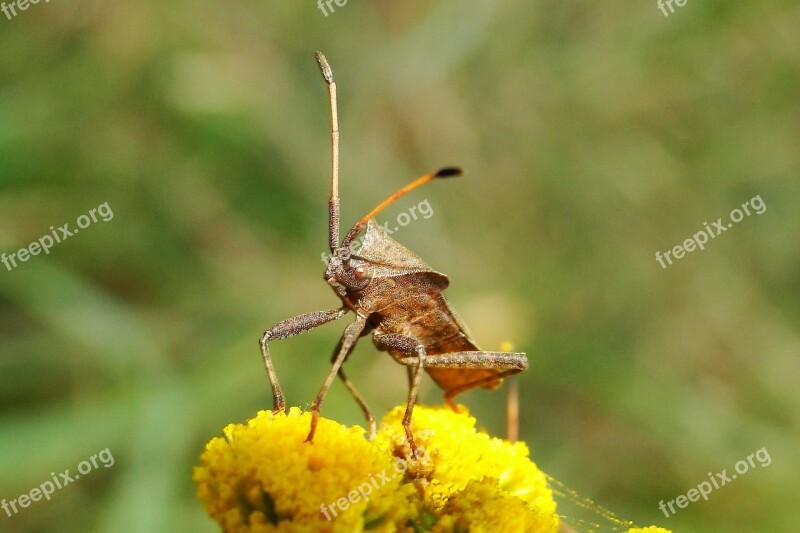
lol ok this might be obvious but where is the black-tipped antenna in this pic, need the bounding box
[342,167,463,249]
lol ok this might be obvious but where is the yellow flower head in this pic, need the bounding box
[431,478,557,533]
[375,404,558,529]
[194,404,671,533]
[193,407,410,532]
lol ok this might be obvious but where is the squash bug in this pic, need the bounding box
[259,52,527,454]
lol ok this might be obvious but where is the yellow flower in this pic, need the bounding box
[431,478,557,533]
[193,407,411,532]
[375,404,558,531]
[194,404,672,533]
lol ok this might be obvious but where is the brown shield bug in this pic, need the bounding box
[259,52,527,454]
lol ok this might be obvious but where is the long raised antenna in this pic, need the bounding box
[315,51,340,253]
[342,167,462,249]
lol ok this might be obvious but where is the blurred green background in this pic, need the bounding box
[1,1,798,531]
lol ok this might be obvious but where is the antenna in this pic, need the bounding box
[342,167,462,249]
[315,51,340,253]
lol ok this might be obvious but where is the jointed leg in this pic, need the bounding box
[373,333,428,455]
[338,368,377,439]
[329,337,377,439]
[259,308,348,412]
[306,314,368,443]
[390,351,527,410]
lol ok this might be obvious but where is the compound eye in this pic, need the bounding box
[354,264,369,280]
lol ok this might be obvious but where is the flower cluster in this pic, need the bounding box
[194,405,671,533]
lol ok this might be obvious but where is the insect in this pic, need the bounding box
[259,52,528,454]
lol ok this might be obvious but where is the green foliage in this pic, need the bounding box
[0,1,798,531]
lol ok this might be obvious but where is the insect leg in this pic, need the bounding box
[328,337,377,439]
[373,333,428,456]
[392,351,527,410]
[306,314,368,443]
[260,307,348,413]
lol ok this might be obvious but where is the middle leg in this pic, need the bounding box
[373,332,428,456]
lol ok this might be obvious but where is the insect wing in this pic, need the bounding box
[356,219,448,285]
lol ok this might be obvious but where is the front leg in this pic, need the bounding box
[259,308,348,413]
[373,332,428,456]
